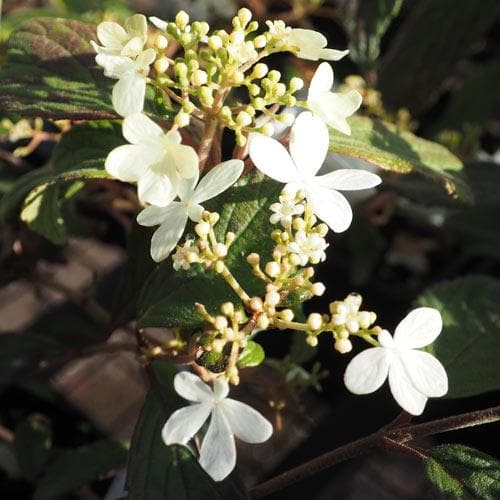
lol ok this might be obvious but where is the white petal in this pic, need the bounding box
[248,133,300,184]
[394,307,443,349]
[305,185,353,232]
[177,172,199,203]
[344,347,390,394]
[287,29,326,60]
[289,112,329,177]
[97,22,127,49]
[136,48,156,67]
[187,204,204,222]
[124,14,147,39]
[149,16,168,31]
[164,129,182,145]
[105,144,159,181]
[318,48,349,61]
[95,54,132,78]
[123,113,163,144]
[220,399,273,443]
[400,350,448,397]
[137,169,176,207]
[112,74,146,117]
[388,356,428,415]
[199,406,236,481]
[316,169,381,191]
[173,371,214,403]
[309,62,334,94]
[192,159,244,203]
[213,378,230,401]
[137,202,183,227]
[121,36,144,57]
[162,403,212,445]
[149,209,188,262]
[167,144,199,179]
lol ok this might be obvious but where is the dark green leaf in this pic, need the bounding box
[416,275,500,398]
[126,360,247,500]
[0,18,116,120]
[329,116,472,203]
[33,440,127,500]
[14,417,52,481]
[137,171,283,328]
[238,340,265,368]
[426,444,500,500]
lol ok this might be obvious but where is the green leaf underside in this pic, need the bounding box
[33,440,127,500]
[426,445,500,500]
[126,361,247,500]
[137,171,283,328]
[329,116,472,203]
[0,18,116,119]
[416,275,500,398]
[238,340,265,368]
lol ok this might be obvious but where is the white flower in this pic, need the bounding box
[91,14,147,57]
[226,31,258,64]
[137,159,244,262]
[344,307,448,416]
[248,111,381,232]
[162,371,273,481]
[172,239,200,271]
[266,21,348,61]
[269,193,304,226]
[288,230,328,265]
[308,63,362,135]
[105,113,198,206]
[95,49,155,116]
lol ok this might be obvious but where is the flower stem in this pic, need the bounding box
[218,261,251,303]
[249,405,500,498]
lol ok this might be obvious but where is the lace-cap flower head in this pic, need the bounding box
[105,113,199,207]
[137,159,244,262]
[344,307,448,415]
[163,372,273,481]
[249,111,381,232]
[308,63,363,135]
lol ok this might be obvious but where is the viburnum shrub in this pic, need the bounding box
[1,5,499,500]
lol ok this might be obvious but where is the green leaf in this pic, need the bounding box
[339,0,403,69]
[126,361,247,500]
[416,275,500,398]
[329,116,472,203]
[137,171,283,328]
[33,440,127,500]
[426,445,500,500]
[0,18,116,120]
[14,417,52,481]
[238,340,265,368]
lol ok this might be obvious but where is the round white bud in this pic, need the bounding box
[253,34,267,48]
[257,314,270,329]
[236,111,252,127]
[289,77,304,92]
[249,296,263,312]
[213,243,228,258]
[247,253,260,265]
[311,282,326,296]
[154,57,170,74]
[221,302,234,316]
[238,8,252,26]
[335,338,353,354]
[214,315,228,330]
[195,221,210,237]
[174,111,190,128]
[265,261,280,277]
[306,335,318,347]
[253,63,269,79]
[280,309,294,322]
[191,69,208,87]
[155,35,169,50]
[265,291,281,307]
[307,313,323,331]
[260,123,275,136]
[175,10,190,29]
[208,35,223,50]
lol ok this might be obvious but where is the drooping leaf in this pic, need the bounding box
[33,440,127,500]
[329,116,472,203]
[137,171,282,328]
[238,340,265,368]
[0,18,116,120]
[416,275,500,398]
[426,444,500,500]
[338,0,404,69]
[126,360,247,500]
[14,417,52,481]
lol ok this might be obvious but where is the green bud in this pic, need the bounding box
[182,100,195,113]
[245,105,256,117]
[220,106,233,122]
[174,62,188,77]
[253,34,267,49]
[289,76,304,92]
[268,70,281,83]
[199,86,214,107]
[187,59,199,71]
[238,7,252,27]
[180,32,193,46]
[208,35,223,51]
[236,110,252,127]
[175,10,190,29]
[273,82,287,97]
[252,63,268,79]
[252,97,266,110]
[248,83,260,96]
[247,21,259,33]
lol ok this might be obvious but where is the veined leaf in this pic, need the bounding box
[426,445,500,500]
[416,275,500,398]
[238,340,265,368]
[0,18,116,120]
[329,116,472,203]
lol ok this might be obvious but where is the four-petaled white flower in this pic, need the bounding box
[172,239,201,271]
[91,14,147,57]
[308,63,362,135]
[249,111,381,232]
[266,21,348,61]
[95,50,155,117]
[288,230,328,265]
[344,307,448,415]
[137,159,244,262]
[105,113,198,207]
[269,193,304,227]
[162,371,273,481]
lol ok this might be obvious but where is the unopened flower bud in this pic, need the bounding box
[345,293,362,312]
[289,253,301,266]
[175,10,190,29]
[195,221,210,237]
[311,282,326,296]
[175,111,190,127]
[257,314,270,329]
[221,302,234,316]
[292,217,306,231]
[199,86,214,107]
[212,338,226,353]
[253,63,268,79]
[307,313,322,331]
[253,34,267,48]
[249,296,263,312]
[225,328,235,341]
[225,232,236,246]
[208,35,223,50]
[335,338,352,354]
[191,69,208,87]
[280,309,294,322]
[346,318,359,333]
[193,21,210,37]
[155,35,169,50]
[260,123,275,136]
[236,111,252,127]
[174,62,188,77]
[265,261,280,277]
[209,212,220,225]
[247,253,260,266]
[265,291,280,306]
[220,106,233,122]
[358,311,372,329]
[154,57,170,74]
[306,335,318,347]
[304,267,314,278]
[238,7,252,26]
[289,77,304,92]
[268,70,281,82]
[214,315,228,330]
[214,260,225,273]
[214,243,228,258]
[274,83,287,97]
